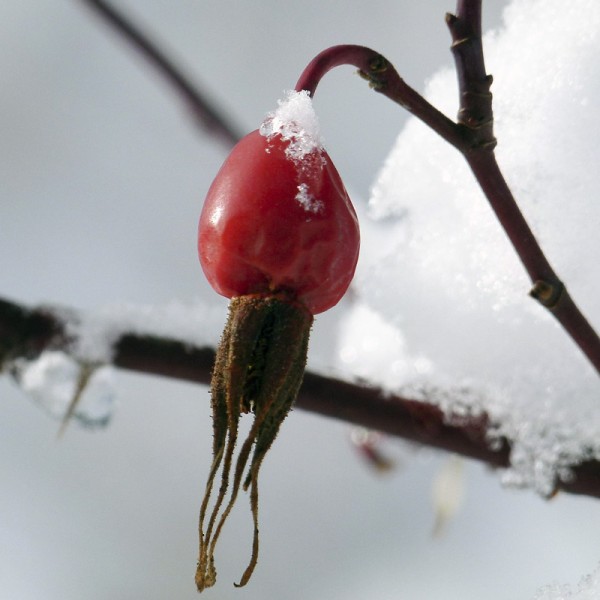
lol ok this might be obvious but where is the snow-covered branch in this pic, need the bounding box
[2,295,599,500]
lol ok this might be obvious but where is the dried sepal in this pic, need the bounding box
[196,294,312,592]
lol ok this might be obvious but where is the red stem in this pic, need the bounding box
[294,44,381,97]
[456,0,482,37]
[294,45,464,149]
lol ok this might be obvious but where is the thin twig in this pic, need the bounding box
[1,296,599,499]
[77,0,242,146]
[446,1,600,374]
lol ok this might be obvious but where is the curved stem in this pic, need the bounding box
[294,44,464,150]
[294,44,382,97]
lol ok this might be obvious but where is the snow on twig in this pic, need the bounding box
[2,295,600,499]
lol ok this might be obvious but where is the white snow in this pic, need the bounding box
[13,299,227,428]
[260,89,331,213]
[338,302,432,387]
[533,564,600,600]
[295,182,324,213]
[66,299,226,364]
[14,351,115,428]
[259,89,324,161]
[336,0,600,497]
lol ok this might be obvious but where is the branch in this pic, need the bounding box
[446,2,600,374]
[77,0,243,147]
[293,41,600,375]
[1,296,599,500]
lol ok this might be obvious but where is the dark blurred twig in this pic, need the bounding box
[78,0,242,146]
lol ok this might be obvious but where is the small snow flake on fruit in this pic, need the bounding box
[195,90,359,592]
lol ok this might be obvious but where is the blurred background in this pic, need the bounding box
[1,1,599,598]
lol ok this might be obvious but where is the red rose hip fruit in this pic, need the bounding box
[198,128,359,314]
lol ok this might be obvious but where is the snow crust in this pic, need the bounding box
[65,299,226,364]
[337,0,600,496]
[533,564,600,600]
[14,351,115,428]
[13,300,226,427]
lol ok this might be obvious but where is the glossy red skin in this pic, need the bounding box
[198,129,360,315]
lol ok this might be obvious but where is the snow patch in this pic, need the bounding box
[295,182,324,214]
[14,351,115,428]
[12,299,227,428]
[66,299,227,364]
[533,564,600,600]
